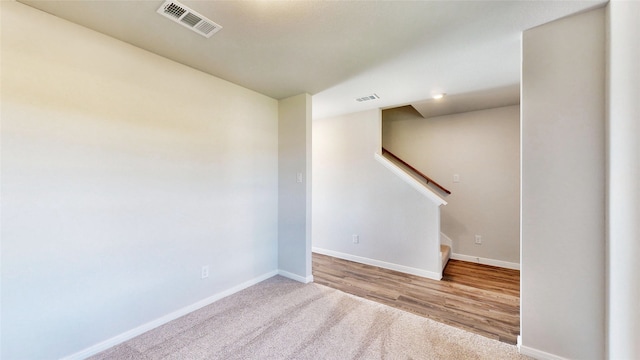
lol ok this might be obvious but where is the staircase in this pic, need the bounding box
[440,244,451,270]
[375,147,451,279]
[440,232,453,270]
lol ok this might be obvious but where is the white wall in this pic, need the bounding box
[521,8,605,360]
[278,94,313,282]
[312,110,442,279]
[607,1,640,358]
[383,105,520,266]
[1,2,278,359]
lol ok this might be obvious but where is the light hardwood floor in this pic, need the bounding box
[312,253,520,344]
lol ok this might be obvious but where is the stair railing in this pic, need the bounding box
[381,147,451,195]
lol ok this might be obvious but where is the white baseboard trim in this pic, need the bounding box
[313,247,442,280]
[61,270,279,360]
[518,343,570,360]
[278,269,313,284]
[450,253,520,270]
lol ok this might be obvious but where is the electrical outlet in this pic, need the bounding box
[201,265,209,279]
[475,235,482,245]
[352,234,359,244]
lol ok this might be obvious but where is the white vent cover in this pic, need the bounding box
[355,94,380,102]
[157,1,222,38]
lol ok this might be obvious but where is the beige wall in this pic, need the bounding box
[521,8,605,359]
[1,2,279,358]
[383,105,520,265]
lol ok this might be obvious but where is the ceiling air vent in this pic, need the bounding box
[356,94,380,102]
[157,1,222,38]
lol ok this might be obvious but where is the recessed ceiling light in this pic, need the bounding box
[432,93,446,100]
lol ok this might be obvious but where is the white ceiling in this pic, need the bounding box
[18,0,606,119]
[409,84,521,119]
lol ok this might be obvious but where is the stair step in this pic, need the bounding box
[440,244,451,270]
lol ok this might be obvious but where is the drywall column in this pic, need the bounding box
[521,8,606,360]
[278,94,313,282]
[607,1,640,358]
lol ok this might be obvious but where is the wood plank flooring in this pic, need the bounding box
[312,253,520,344]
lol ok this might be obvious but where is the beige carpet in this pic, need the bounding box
[90,276,530,359]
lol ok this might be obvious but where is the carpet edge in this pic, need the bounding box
[61,270,279,360]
